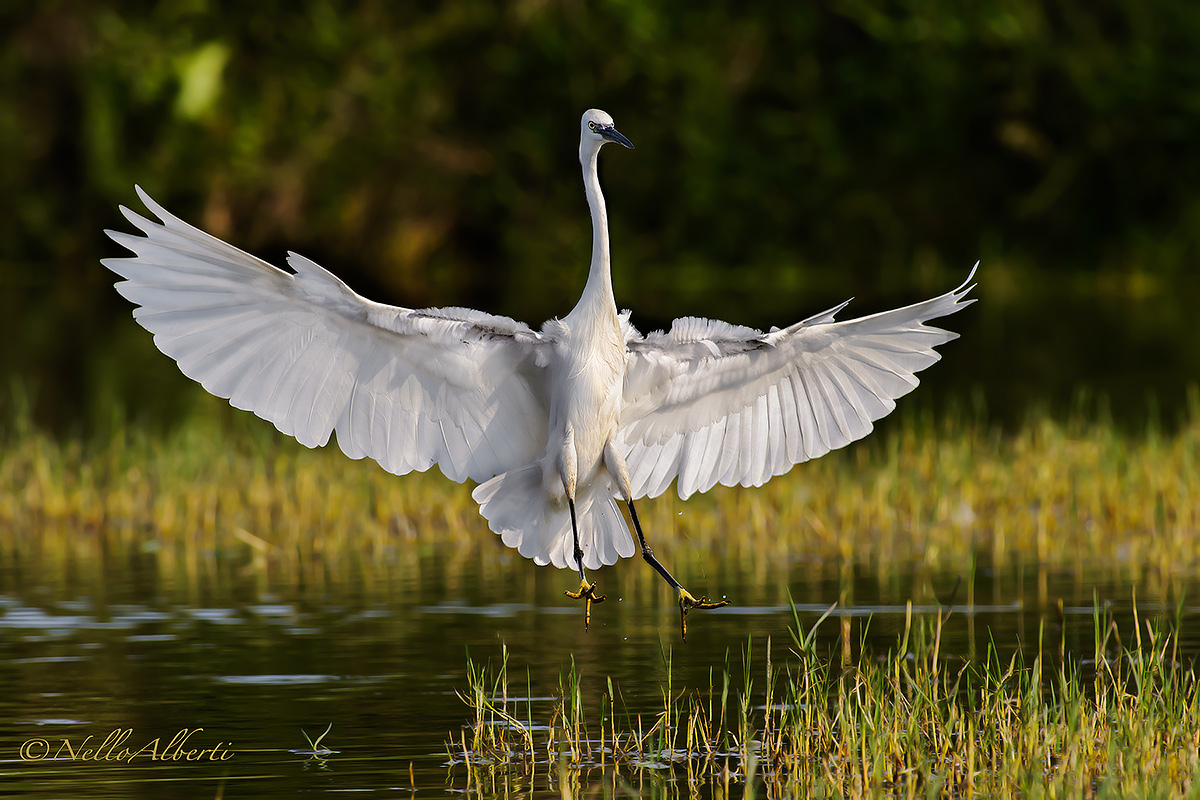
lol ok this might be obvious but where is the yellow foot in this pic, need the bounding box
[564,580,607,631]
[678,588,729,641]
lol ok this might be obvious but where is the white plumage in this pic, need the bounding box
[104,108,975,635]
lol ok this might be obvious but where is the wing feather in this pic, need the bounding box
[764,383,784,478]
[677,422,710,498]
[776,375,800,465]
[749,393,769,487]
[715,408,741,488]
[788,372,816,460]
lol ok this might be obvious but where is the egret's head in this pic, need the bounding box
[580,109,634,157]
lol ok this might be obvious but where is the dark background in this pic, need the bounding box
[4,1,1199,434]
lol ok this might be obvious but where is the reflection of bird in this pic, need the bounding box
[104,108,976,639]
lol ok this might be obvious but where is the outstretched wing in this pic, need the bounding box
[102,187,549,483]
[620,267,977,499]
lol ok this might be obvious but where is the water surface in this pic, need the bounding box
[1,535,1195,798]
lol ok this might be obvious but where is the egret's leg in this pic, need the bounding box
[563,498,606,630]
[626,500,727,641]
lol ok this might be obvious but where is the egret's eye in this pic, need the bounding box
[588,121,597,131]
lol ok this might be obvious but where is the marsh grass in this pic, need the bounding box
[4,391,1200,592]
[297,722,337,757]
[450,599,1200,797]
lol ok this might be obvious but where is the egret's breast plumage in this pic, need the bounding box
[549,311,627,484]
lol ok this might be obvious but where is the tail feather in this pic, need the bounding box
[472,466,635,570]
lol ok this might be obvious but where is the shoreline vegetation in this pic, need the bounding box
[452,601,1199,796]
[4,390,1199,583]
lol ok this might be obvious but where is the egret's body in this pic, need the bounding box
[103,109,976,637]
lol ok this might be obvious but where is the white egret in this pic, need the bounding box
[103,109,976,639]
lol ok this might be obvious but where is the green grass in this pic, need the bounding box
[451,599,1200,797]
[4,392,1200,587]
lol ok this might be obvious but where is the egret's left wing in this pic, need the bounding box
[620,268,977,500]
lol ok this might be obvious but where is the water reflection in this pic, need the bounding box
[0,536,1195,798]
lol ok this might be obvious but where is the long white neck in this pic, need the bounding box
[567,145,616,322]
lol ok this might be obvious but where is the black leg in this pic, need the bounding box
[627,500,683,590]
[569,498,585,584]
[563,497,605,629]
[626,500,727,641]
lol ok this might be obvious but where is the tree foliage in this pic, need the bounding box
[3,1,1199,426]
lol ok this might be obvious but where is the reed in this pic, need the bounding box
[450,597,1200,796]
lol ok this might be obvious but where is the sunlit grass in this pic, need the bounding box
[450,599,1200,797]
[4,390,1200,591]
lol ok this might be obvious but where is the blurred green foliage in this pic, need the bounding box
[3,1,1200,430]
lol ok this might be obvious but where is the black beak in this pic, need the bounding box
[600,125,635,150]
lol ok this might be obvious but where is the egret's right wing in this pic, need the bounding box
[102,187,550,484]
[620,268,977,499]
